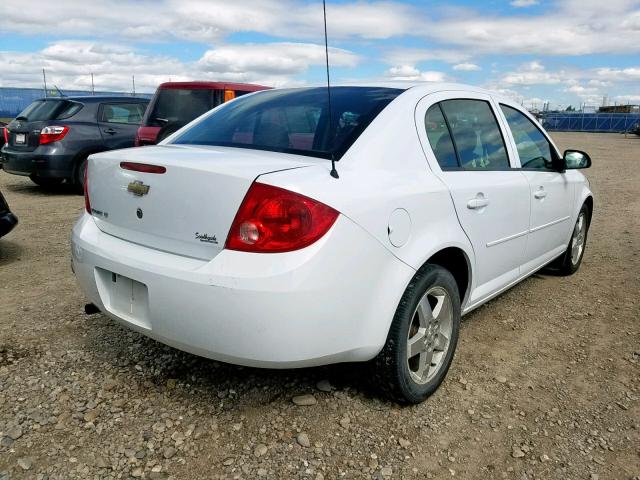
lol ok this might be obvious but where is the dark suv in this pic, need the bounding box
[1,96,149,191]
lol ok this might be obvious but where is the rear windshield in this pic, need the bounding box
[171,87,403,159]
[16,99,83,121]
[145,89,225,127]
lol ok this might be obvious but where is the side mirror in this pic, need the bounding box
[563,149,591,169]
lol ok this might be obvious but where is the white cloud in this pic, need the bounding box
[385,66,450,82]
[510,0,539,7]
[501,62,565,85]
[453,63,481,71]
[198,43,358,77]
[613,94,640,103]
[421,1,640,56]
[0,40,359,91]
[383,48,470,66]
[595,67,640,82]
[0,0,422,42]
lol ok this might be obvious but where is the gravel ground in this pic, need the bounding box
[0,132,638,480]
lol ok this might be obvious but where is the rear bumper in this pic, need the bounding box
[1,147,75,178]
[71,213,414,368]
[0,211,18,238]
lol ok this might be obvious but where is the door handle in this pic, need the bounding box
[104,128,116,135]
[534,188,547,199]
[467,196,489,209]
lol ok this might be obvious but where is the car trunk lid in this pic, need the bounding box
[87,145,317,260]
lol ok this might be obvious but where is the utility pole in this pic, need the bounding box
[42,68,48,97]
[132,75,136,96]
[91,73,95,95]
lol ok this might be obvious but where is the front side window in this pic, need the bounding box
[101,103,147,124]
[173,87,402,160]
[500,104,554,170]
[424,104,458,169]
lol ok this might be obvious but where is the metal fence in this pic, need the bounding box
[0,87,152,118]
[539,112,640,133]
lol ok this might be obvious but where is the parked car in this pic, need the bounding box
[0,188,18,238]
[0,121,7,152]
[135,82,270,146]
[72,84,593,403]
[1,96,149,192]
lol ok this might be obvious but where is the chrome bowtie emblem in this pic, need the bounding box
[127,180,150,196]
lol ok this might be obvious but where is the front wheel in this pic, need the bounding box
[549,204,590,275]
[372,264,461,404]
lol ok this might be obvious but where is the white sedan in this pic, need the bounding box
[72,83,593,403]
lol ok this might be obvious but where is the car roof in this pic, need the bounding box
[157,81,270,92]
[34,96,149,103]
[281,82,514,104]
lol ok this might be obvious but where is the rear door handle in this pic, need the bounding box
[467,197,489,209]
[104,128,116,135]
[534,188,547,199]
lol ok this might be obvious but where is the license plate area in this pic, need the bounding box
[14,133,26,145]
[94,268,150,329]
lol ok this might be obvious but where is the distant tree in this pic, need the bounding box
[565,105,575,111]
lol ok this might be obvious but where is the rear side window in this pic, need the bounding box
[100,103,147,124]
[440,99,510,170]
[173,87,402,160]
[56,101,83,119]
[15,100,78,121]
[500,104,554,170]
[424,105,458,169]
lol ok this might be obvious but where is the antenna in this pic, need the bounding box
[54,85,66,97]
[42,68,48,98]
[323,0,339,179]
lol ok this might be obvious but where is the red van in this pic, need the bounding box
[135,82,270,146]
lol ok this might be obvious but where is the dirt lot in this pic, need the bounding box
[0,132,638,480]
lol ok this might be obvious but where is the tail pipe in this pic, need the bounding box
[84,303,101,315]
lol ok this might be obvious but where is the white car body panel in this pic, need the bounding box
[72,82,593,368]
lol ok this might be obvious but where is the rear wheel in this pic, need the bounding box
[29,175,64,189]
[372,264,461,404]
[73,158,88,195]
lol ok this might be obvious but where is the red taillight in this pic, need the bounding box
[225,183,339,253]
[2,127,8,144]
[84,160,91,214]
[39,125,69,145]
[120,162,166,174]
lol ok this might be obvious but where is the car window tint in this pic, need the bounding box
[500,104,554,170]
[56,102,83,119]
[424,104,458,169]
[173,87,402,160]
[101,103,147,124]
[16,100,69,121]
[147,89,218,127]
[440,99,510,170]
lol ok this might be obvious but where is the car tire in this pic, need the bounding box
[29,175,64,189]
[372,264,461,404]
[549,204,590,276]
[73,158,88,195]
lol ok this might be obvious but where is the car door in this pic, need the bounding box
[416,92,530,306]
[98,102,147,150]
[497,103,575,272]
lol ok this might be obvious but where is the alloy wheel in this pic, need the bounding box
[406,286,453,384]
